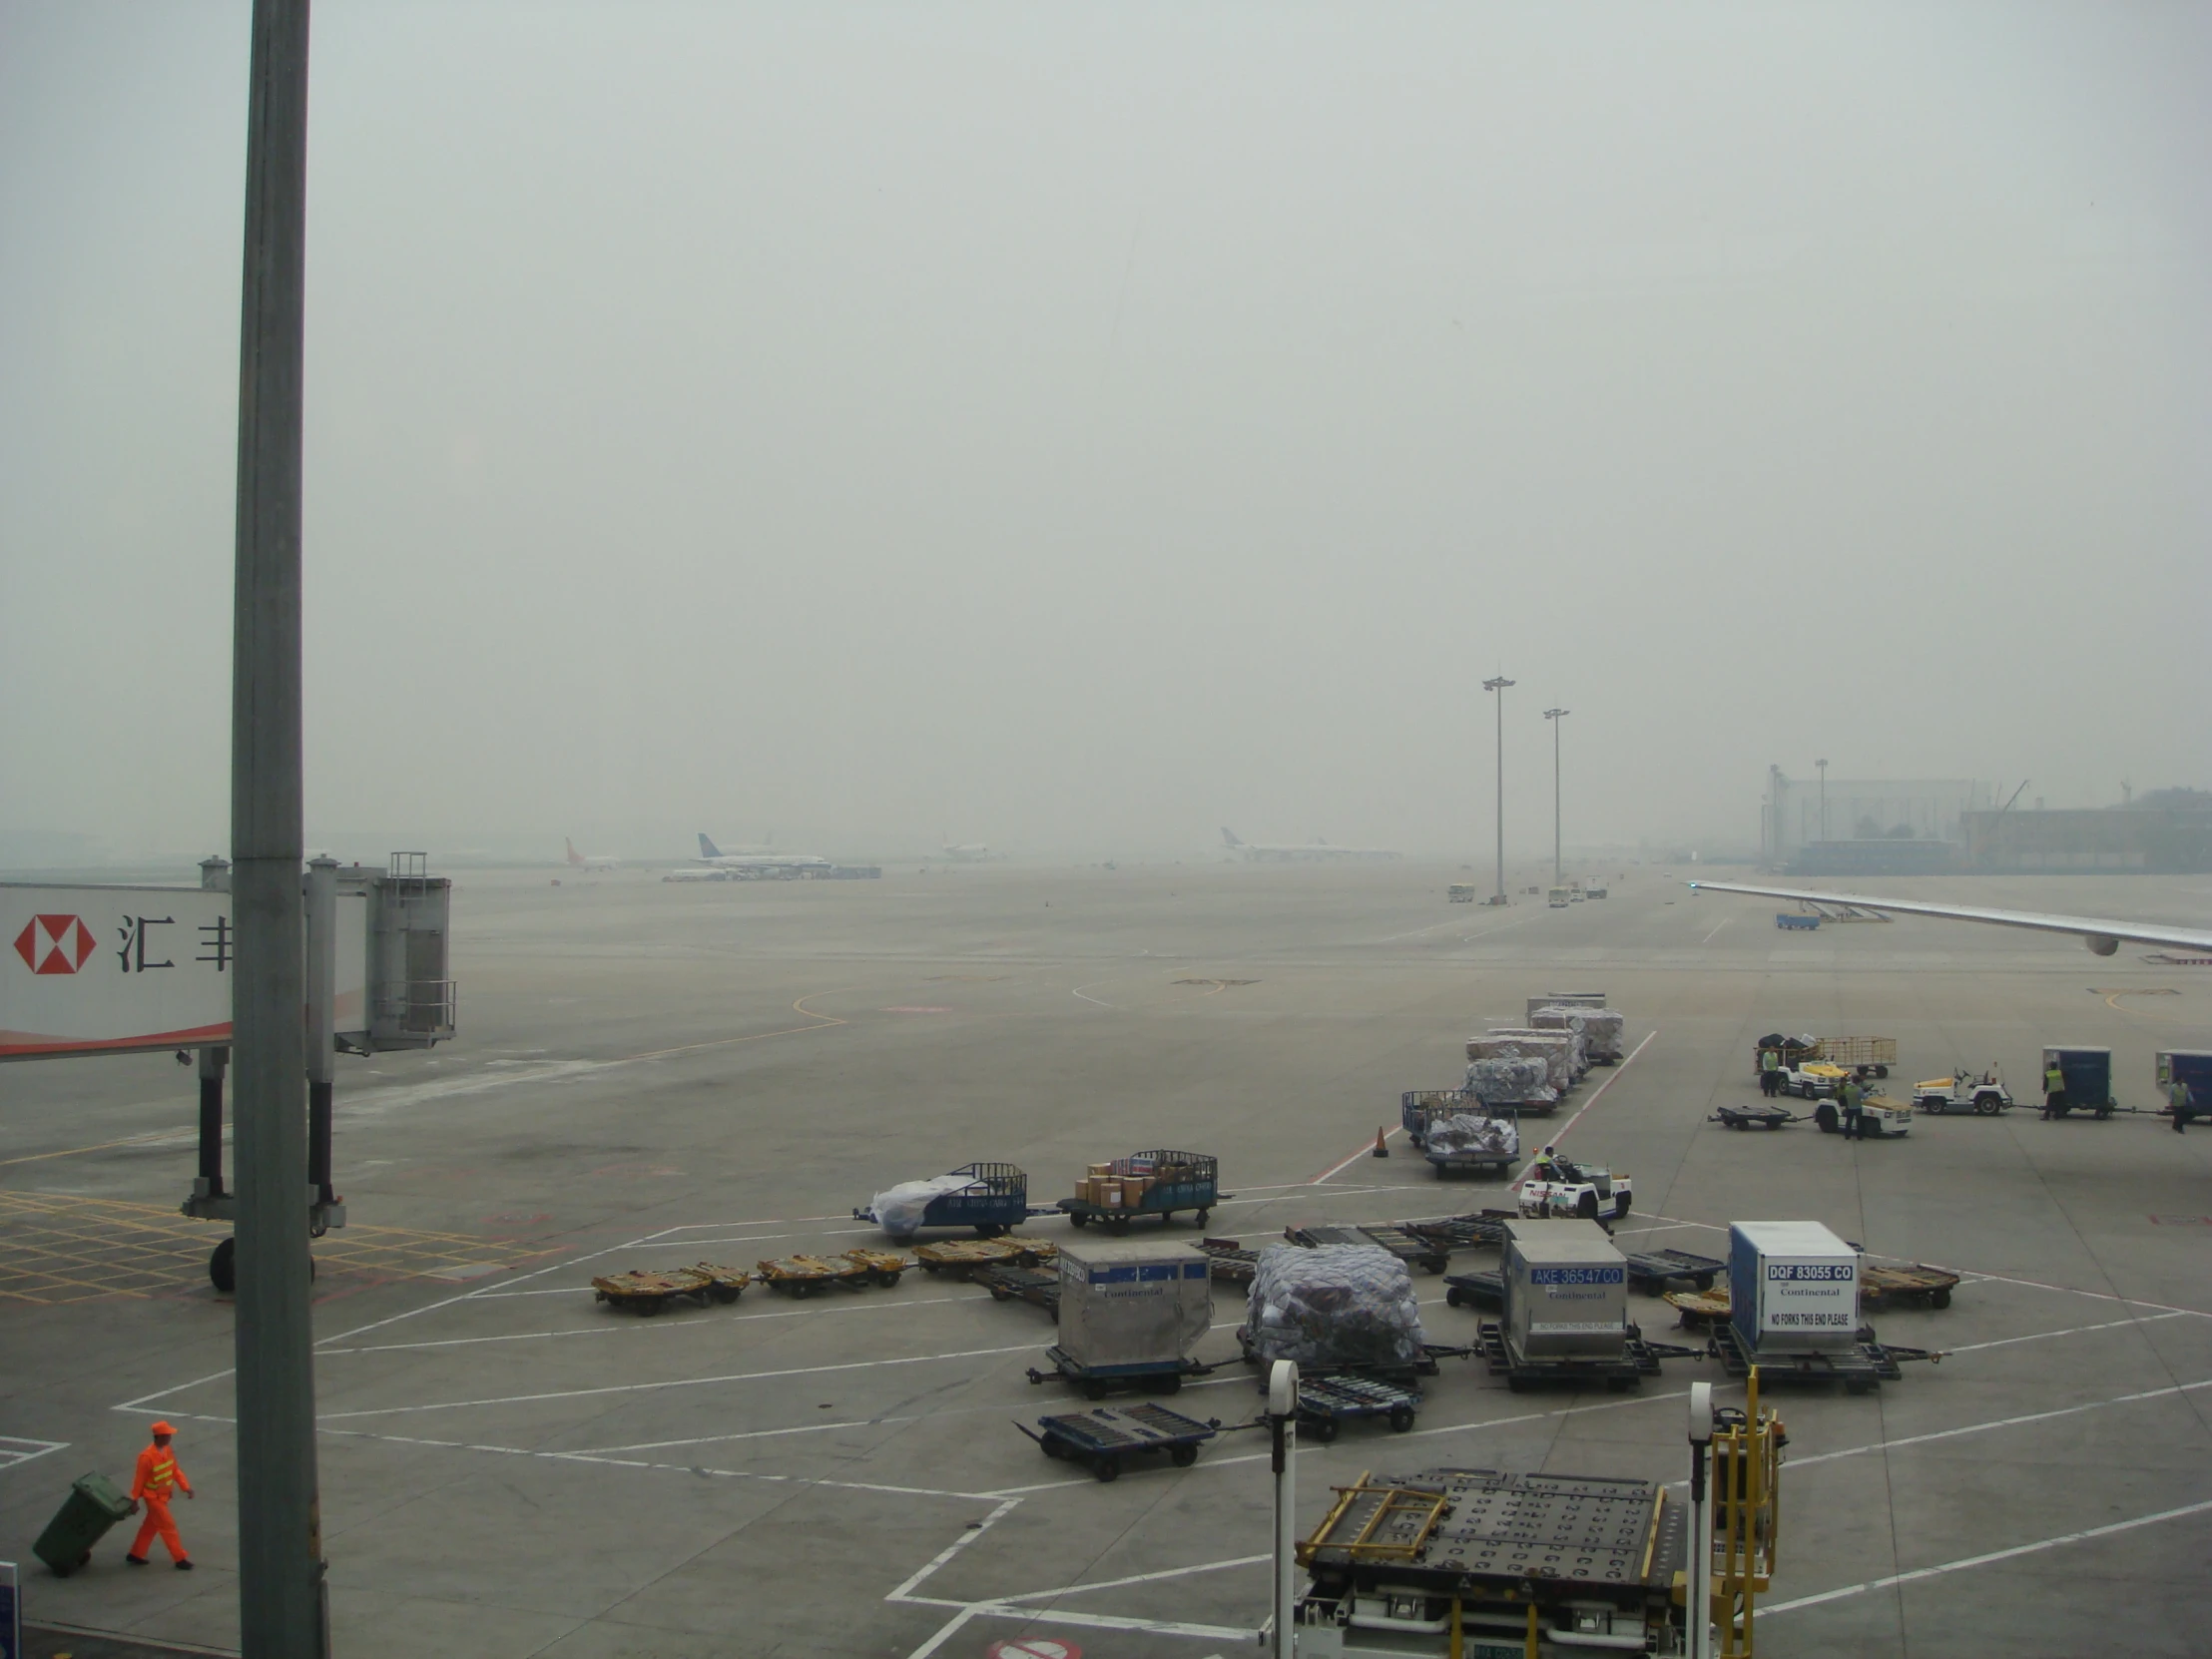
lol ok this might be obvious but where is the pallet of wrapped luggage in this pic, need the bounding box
[1239,1237,1468,1385]
[1057,1150,1223,1231]
[1414,1100,1521,1179]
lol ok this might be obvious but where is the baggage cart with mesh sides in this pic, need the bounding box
[852,1162,1053,1239]
[1057,1150,1224,1231]
[1016,1402,1224,1481]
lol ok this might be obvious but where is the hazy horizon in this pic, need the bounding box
[5,3,2207,863]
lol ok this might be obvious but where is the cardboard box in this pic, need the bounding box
[1121,1177,1149,1208]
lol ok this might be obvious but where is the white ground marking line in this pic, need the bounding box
[571,1414,925,1455]
[919,1604,1257,1644]
[319,1288,999,1354]
[0,1436,68,1471]
[1940,1310,2184,1355]
[311,1341,1042,1420]
[1548,1029,1658,1147]
[1071,981,1115,1008]
[1702,916,1733,943]
[1784,1375,2212,1471]
[1310,1129,1398,1184]
[1759,1494,2212,1615]
[994,1553,1273,1605]
[887,1496,1023,1600]
[901,1607,981,1659]
[1218,1183,1437,1208]
[1608,1223,1703,1239]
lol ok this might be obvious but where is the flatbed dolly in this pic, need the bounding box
[591,1263,750,1316]
[1287,1222,1449,1275]
[1395,1209,1516,1253]
[1441,1269,1502,1311]
[1026,1346,1215,1397]
[1198,1236,1261,1285]
[1713,1102,1800,1130]
[755,1249,910,1297]
[1664,1287,1732,1329]
[1017,1402,1225,1481]
[1623,1248,1725,1294]
[1859,1263,1960,1310]
[1475,1321,1698,1391]
[1709,1319,1943,1392]
[1295,1375,1421,1440]
[911,1236,1055,1278]
[974,1262,1060,1316]
[1234,1327,1468,1385]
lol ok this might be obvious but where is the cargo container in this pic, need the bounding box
[1501,1219,1627,1360]
[2155,1049,2212,1105]
[1729,1221,1858,1354]
[1529,991,1607,1020]
[2042,1046,2113,1115]
[1052,1237,1213,1372]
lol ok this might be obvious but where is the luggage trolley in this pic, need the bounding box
[854,1162,1054,1240]
[1058,1151,1224,1231]
[1017,1402,1225,1481]
[1295,1375,1422,1440]
[1287,1222,1449,1276]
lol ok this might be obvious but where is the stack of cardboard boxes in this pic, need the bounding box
[1073,1163,1149,1211]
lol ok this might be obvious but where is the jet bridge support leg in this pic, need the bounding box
[195,1046,228,1202]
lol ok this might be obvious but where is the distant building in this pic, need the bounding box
[1961,804,2212,873]
[1762,769,1989,874]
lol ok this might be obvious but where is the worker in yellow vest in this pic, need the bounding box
[125,1421,194,1569]
[2041,1062,2067,1120]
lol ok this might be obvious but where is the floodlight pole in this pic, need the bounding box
[230,1,327,1654]
[1268,1361,1300,1657]
[1687,1381,1714,1659]
[1483,676,1514,899]
[1543,708,1569,885]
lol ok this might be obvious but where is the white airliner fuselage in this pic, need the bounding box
[697,832,832,873]
[1221,828,1399,862]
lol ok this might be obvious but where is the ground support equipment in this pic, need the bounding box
[1709,1320,1941,1392]
[1399,1088,1472,1150]
[1623,1248,1726,1295]
[1713,1102,1800,1131]
[1475,1321,1691,1391]
[974,1262,1060,1316]
[1664,1288,1732,1330]
[911,1236,1054,1279]
[1295,1375,1421,1441]
[755,1250,909,1297]
[1025,1346,1214,1397]
[1422,1142,1517,1180]
[1057,1150,1224,1231]
[1288,1222,1449,1275]
[1233,1327,1465,1386]
[1293,1467,1688,1655]
[852,1161,1055,1239]
[1440,1270,1501,1311]
[1775,912,1819,930]
[1860,1263,1960,1310]
[1016,1402,1223,1481]
[1394,1210,1515,1253]
[1198,1236,1261,1285]
[591,1263,750,1315]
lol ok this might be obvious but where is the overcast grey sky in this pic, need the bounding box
[3,2,2207,861]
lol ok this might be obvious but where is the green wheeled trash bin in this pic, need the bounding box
[33,1471,135,1577]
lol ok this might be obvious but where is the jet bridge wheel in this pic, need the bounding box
[209,1236,314,1295]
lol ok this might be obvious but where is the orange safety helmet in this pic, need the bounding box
[150,1420,177,1436]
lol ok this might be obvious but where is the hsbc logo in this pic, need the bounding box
[12,914,98,975]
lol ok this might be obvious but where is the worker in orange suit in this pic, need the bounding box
[125,1420,195,1569]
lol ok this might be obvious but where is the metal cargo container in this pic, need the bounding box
[2042,1046,2113,1109]
[1053,1238,1212,1370]
[1502,1219,1627,1360]
[2155,1050,2212,1104]
[1729,1221,1858,1354]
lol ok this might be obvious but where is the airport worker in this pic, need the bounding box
[2042,1060,2067,1120]
[1759,1049,1782,1097]
[2172,1078,2194,1135]
[125,1421,194,1569]
[1839,1076,1865,1140]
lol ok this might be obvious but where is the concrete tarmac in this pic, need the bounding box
[4,859,2210,1657]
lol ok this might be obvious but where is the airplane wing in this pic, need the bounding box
[1685,880,2212,955]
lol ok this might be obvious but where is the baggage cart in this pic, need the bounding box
[1026,1345,1215,1397]
[1623,1248,1725,1294]
[1395,1209,1515,1253]
[1775,911,1819,930]
[1286,1222,1448,1276]
[1232,1326,1466,1385]
[1713,1102,1800,1131]
[1477,1320,1696,1391]
[1418,1105,1520,1179]
[1057,1150,1223,1231]
[1709,1318,1942,1393]
[1017,1401,1223,1480]
[755,1250,910,1297]
[1399,1088,1472,1150]
[1858,1263,1960,1311]
[1441,1268,1502,1311]
[974,1262,1060,1316]
[911,1236,1054,1278]
[853,1162,1053,1239]
[591,1262,750,1315]
[1295,1374,1421,1441]
[1198,1236,1261,1285]
[33,1471,135,1577]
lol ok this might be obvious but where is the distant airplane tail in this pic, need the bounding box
[1220,828,1243,847]
[698,832,723,859]
[565,837,585,866]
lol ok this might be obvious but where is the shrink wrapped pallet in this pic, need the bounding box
[1467,1033,1575,1093]
[867,1174,974,1238]
[1055,1238,1213,1368]
[1462,1056,1556,1108]
[1532,1005,1625,1064]
[1527,991,1607,1021]
[1424,1112,1519,1160]
[1244,1244,1426,1368]
[1493,1026,1585,1078]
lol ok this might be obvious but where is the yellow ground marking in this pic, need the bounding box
[2091,987,2183,1016]
[0,1130,184,1171]
[620,988,852,1063]
[0,1192,543,1307]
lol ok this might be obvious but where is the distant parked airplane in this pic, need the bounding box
[565,837,619,872]
[943,843,992,862]
[697,832,831,874]
[1221,828,1400,862]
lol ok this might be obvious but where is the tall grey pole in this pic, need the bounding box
[230,2,326,1654]
[1543,708,1568,885]
[1483,676,1514,900]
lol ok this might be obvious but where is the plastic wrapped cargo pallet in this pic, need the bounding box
[1503,1219,1627,1359]
[1469,1031,1576,1092]
[1729,1221,1858,1354]
[1462,1056,1555,1108]
[866,1173,976,1237]
[1527,992,1606,1022]
[1246,1244,1426,1368]
[1054,1238,1213,1370]
[1532,1005,1626,1064]
[1424,1113,1518,1160]
[1493,1026,1585,1078]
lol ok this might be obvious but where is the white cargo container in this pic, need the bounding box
[1054,1238,1213,1370]
[1502,1219,1627,1360]
[1729,1221,1859,1354]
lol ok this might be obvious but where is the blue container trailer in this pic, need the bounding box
[2041,1046,2113,1118]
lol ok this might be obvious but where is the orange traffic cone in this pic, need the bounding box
[1371,1126,1390,1157]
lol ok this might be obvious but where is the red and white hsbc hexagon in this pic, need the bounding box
[12,914,98,975]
